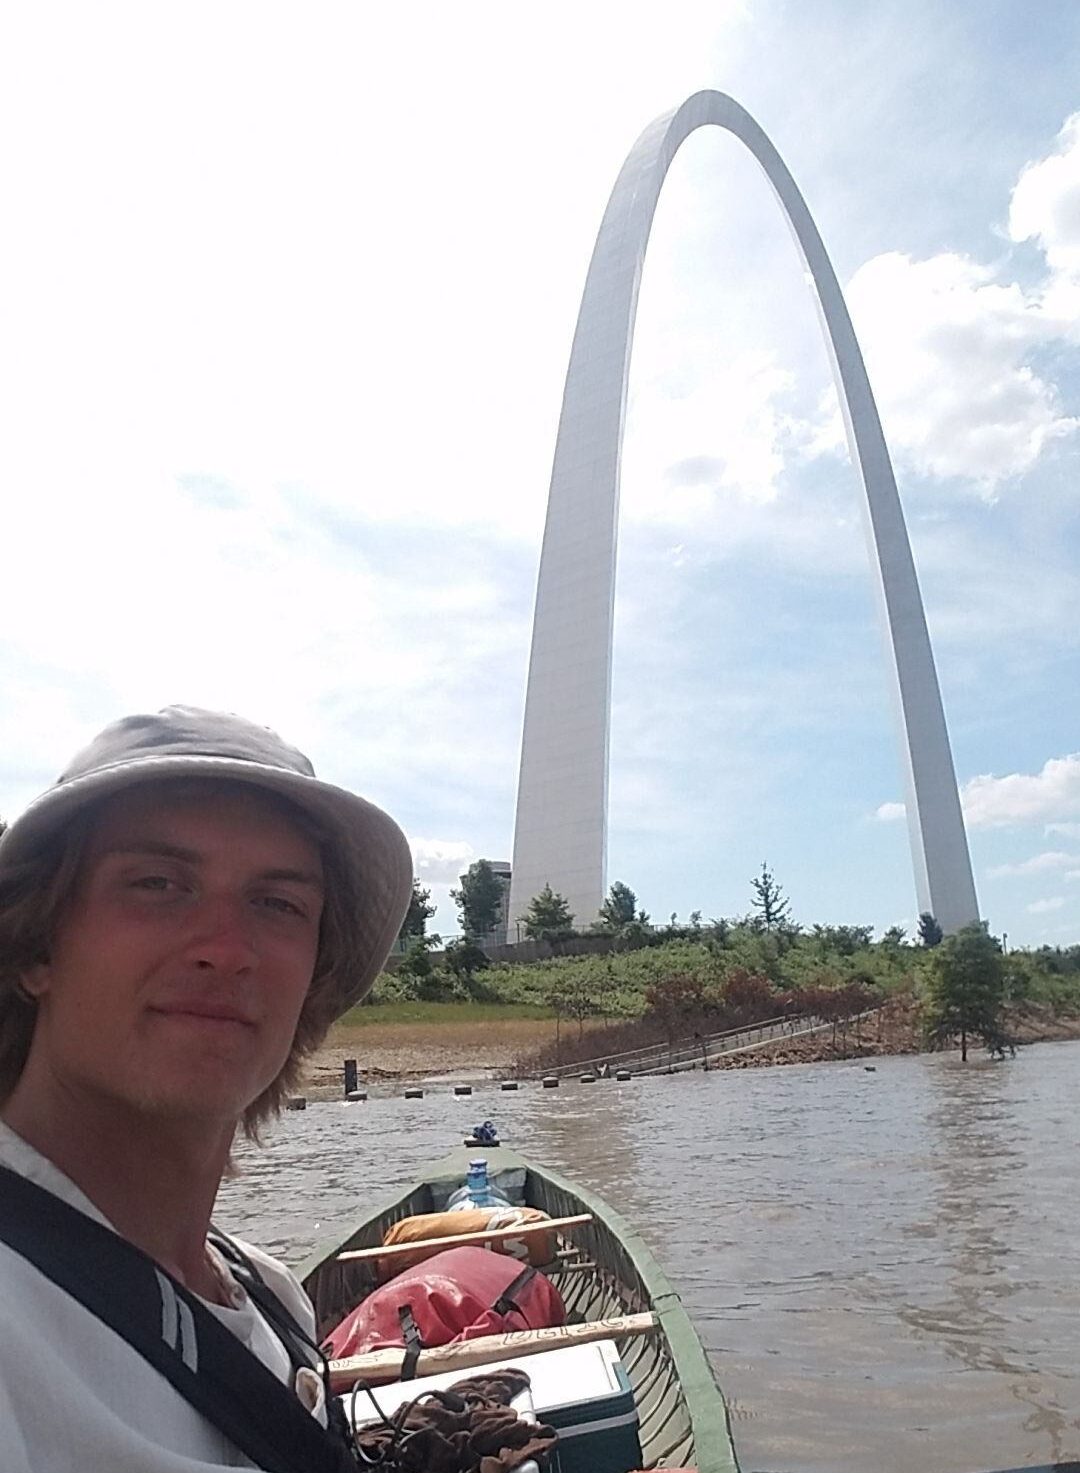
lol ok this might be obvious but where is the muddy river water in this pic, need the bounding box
[218,1039,1080,1473]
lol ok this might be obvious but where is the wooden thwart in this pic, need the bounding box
[336,1212,593,1264]
[328,1312,657,1392]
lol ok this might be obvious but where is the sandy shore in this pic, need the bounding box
[301,1015,562,1095]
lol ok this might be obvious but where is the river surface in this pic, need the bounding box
[217,1039,1080,1473]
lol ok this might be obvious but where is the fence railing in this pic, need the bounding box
[544,1007,881,1077]
[544,1012,798,1077]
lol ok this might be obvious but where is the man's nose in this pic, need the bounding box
[185,898,258,973]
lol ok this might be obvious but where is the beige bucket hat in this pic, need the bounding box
[0,706,413,1014]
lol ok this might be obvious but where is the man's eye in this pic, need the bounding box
[258,895,306,918]
[131,875,174,892]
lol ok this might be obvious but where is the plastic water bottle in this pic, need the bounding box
[447,1158,510,1210]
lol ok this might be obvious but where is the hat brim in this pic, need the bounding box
[0,754,413,1015]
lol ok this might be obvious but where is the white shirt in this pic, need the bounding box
[0,1122,325,1470]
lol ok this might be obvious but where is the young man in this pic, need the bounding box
[0,706,413,1470]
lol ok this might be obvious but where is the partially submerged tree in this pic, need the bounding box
[451,859,504,938]
[523,884,575,942]
[923,923,1008,1061]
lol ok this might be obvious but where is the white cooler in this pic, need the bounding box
[340,1339,642,1473]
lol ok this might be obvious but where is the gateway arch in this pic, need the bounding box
[509,90,979,936]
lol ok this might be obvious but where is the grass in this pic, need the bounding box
[336,1000,556,1028]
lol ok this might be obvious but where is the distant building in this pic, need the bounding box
[489,861,512,944]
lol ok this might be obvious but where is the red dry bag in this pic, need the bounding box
[323,1246,566,1360]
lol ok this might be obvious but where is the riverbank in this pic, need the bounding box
[701,998,1080,1070]
[301,1010,563,1093]
[300,999,1080,1094]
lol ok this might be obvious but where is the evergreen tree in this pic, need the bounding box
[523,884,575,941]
[918,912,943,948]
[599,880,638,930]
[923,923,1008,1061]
[450,859,504,938]
[750,862,791,931]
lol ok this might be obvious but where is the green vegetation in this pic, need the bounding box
[923,923,1009,1060]
[338,999,555,1028]
[398,879,436,942]
[374,920,915,1013]
[367,869,1080,1063]
[369,911,1080,1064]
[522,883,575,941]
[918,912,944,948]
[750,862,791,931]
[598,881,639,931]
[451,859,504,938]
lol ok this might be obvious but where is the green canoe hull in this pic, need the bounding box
[297,1146,740,1472]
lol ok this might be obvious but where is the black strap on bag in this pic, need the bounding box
[491,1264,538,1321]
[0,1165,356,1473]
[396,1303,424,1382]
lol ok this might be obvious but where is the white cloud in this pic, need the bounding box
[1066,871,1080,883]
[875,801,906,822]
[987,851,1080,879]
[823,251,1077,491]
[1047,822,1080,838]
[961,755,1080,829]
[1009,112,1080,327]
[409,839,476,886]
[622,350,799,519]
[1027,896,1066,914]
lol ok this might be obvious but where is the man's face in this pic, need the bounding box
[22,783,324,1126]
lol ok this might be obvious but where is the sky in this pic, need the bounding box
[1,0,1079,948]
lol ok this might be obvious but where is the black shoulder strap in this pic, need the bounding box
[0,1164,355,1473]
[207,1227,323,1379]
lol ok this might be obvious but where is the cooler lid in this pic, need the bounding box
[505,1339,634,1417]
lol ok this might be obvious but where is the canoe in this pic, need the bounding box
[296,1145,741,1472]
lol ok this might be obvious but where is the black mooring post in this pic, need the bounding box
[343,1058,358,1096]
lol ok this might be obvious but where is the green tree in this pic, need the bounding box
[599,881,637,930]
[398,878,436,942]
[450,859,504,938]
[923,923,1008,1061]
[881,925,907,949]
[918,912,943,948]
[523,884,575,941]
[750,862,791,932]
[444,937,491,986]
[547,975,599,1039]
[398,937,435,979]
[645,973,714,1067]
[397,936,457,1001]
[811,923,873,956]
